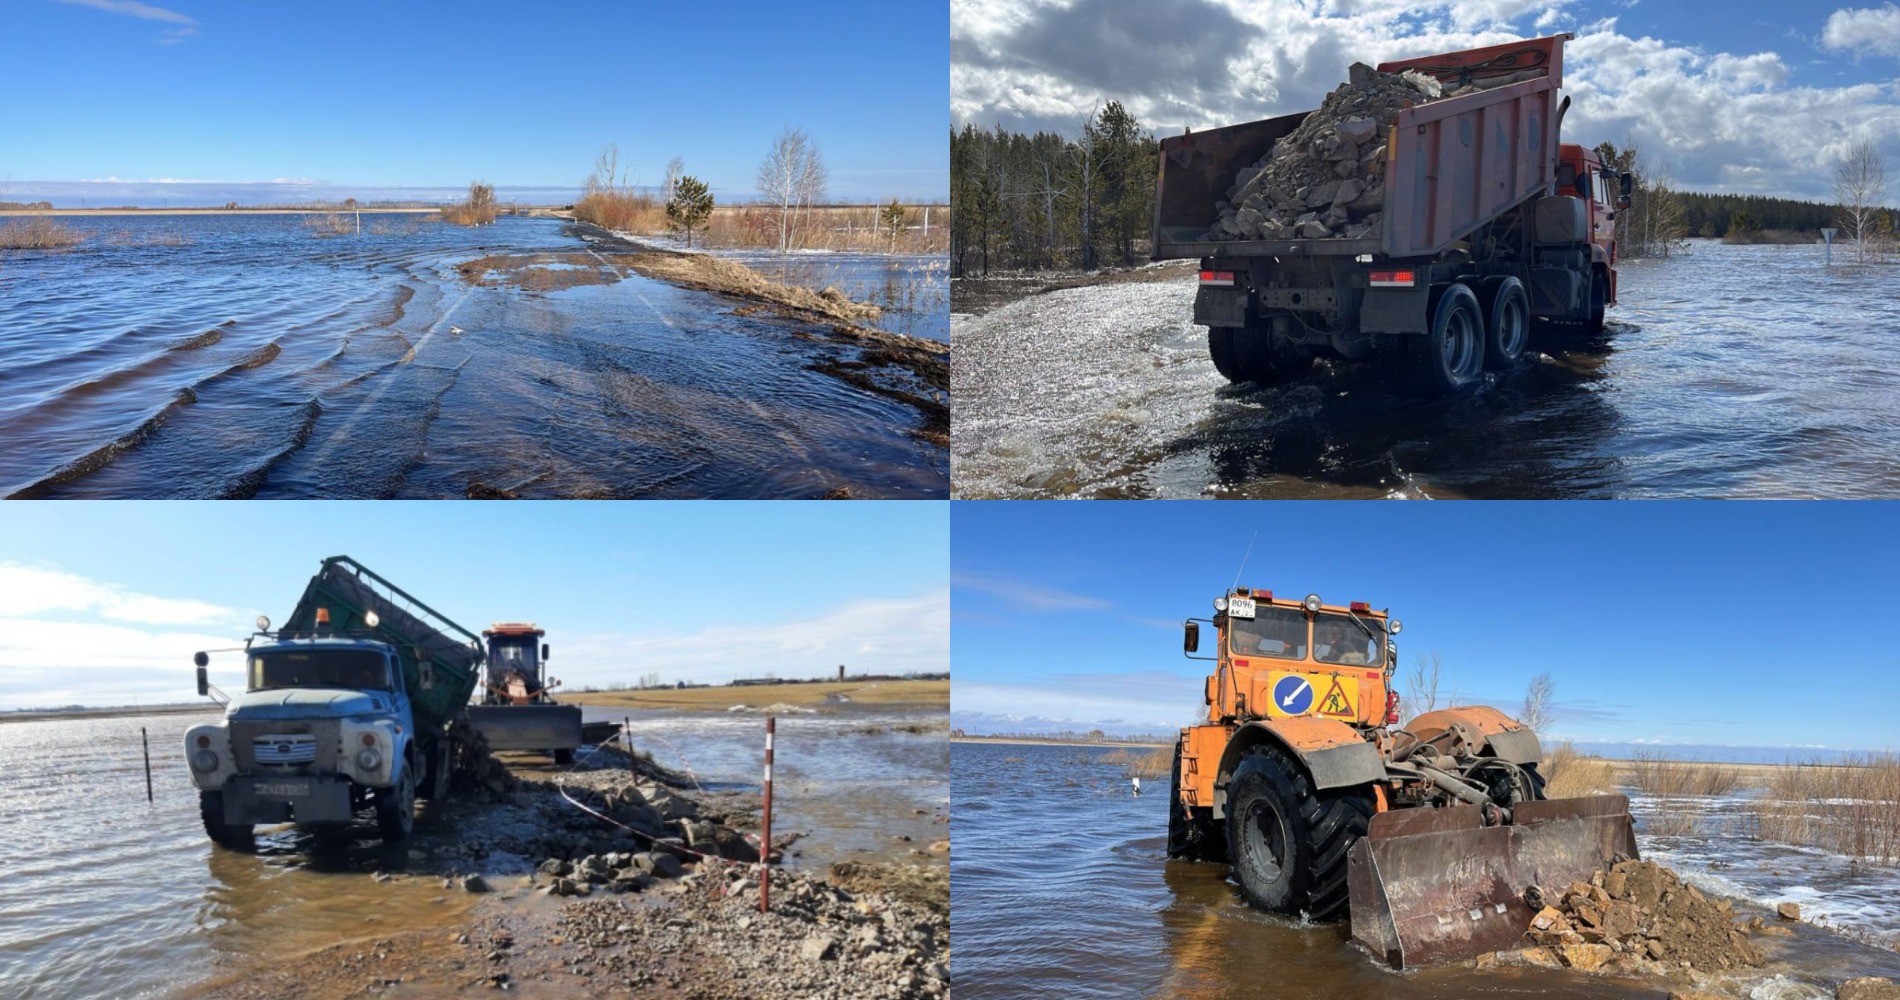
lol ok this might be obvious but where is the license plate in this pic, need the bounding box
[1227,597,1257,619]
[255,781,310,798]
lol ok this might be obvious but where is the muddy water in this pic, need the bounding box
[0,706,943,1000]
[950,742,1900,1000]
[951,242,1900,498]
[0,214,945,498]
[0,712,479,1000]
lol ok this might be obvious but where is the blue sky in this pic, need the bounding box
[0,501,948,708]
[952,501,1900,751]
[1,0,948,206]
[953,0,1900,201]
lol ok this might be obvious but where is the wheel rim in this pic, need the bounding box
[1242,797,1289,883]
[1441,301,1478,380]
[1499,296,1526,359]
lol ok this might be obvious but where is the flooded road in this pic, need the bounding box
[951,242,1900,498]
[0,214,945,498]
[949,742,1900,1000]
[0,705,945,1000]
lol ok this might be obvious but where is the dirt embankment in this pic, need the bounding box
[458,226,949,450]
[180,741,947,1000]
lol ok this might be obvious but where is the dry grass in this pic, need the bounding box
[440,181,498,226]
[0,216,86,249]
[567,678,947,711]
[1101,745,1174,780]
[574,189,666,233]
[302,210,355,236]
[1541,741,1616,798]
[1749,753,1900,864]
[1625,751,1744,797]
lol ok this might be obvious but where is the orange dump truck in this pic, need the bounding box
[1170,586,1636,968]
[1152,34,1629,394]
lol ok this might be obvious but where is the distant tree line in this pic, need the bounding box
[950,101,1159,277]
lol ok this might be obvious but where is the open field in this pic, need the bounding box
[570,677,948,712]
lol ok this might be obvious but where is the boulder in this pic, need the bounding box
[1775,902,1801,921]
[1839,978,1900,1000]
[461,875,490,893]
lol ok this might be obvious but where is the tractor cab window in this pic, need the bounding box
[250,649,391,691]
[1314,613,1385,666]
[1228,606,1308,660]
[492,639,537,668]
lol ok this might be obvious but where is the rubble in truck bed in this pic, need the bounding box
[1485,859,1777,979]
[1206,65,1445,242]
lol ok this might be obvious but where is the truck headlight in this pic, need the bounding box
[192,749,219,772]
[356,747,383,771]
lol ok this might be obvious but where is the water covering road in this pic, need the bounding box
[0,706,945,1000]
[951,243,1900,498]
[949,742,1900,1000]
[0,214,945,498]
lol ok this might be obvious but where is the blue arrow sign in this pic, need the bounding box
[1272,674,1314,715]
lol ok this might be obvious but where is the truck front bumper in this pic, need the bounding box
[222,773,355,824]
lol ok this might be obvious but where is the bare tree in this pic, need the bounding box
[663,156,685,204]
[758,127,824,253]
[1521,671,1555,732]
[1834,138,1888,264]
[1404,651,1442,718]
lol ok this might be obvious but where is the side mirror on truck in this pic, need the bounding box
[1618,172,1633,210]
[196,665,209,698]
[1183,621,1200,653]
[542,643,550,661]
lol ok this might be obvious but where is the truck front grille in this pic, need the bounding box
[252,734,319,766]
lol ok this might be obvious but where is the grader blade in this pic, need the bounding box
[1347,794,1637,969]
[466,704,583,753]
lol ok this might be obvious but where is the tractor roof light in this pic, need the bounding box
[1388,619,1403,634]
[315,607,331,626]
[1214,597,1229,612]
[1350,601,1371,613]
[1253,589,1273,601]
[1303,594,1322,612]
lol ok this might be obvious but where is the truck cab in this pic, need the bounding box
[187,625,429,850]
[1557,142,1628,309]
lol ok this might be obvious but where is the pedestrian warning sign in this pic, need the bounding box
[1316,675,1357,718]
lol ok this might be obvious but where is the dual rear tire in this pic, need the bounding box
[1406,277,1528,393]
[1208,326,1314,387]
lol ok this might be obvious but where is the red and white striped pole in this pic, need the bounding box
[761,715,775,913]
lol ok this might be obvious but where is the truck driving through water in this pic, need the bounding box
[1152,34,1630,394]
[186,556,489,848]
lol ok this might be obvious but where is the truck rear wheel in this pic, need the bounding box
[1585,271,1608,334]
[199,790,256,852]
[1479,276,1529,370]
[1208,327,1247,382]
[1225,745,1373,921]
[1167,741,1221,862]
[1233,325,1315,386]
[1407,283,1484,394]
[376,766,416,842]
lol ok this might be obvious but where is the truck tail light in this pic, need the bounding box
[1369,270,1415,287]
[1199,270,1235,286]
[1385,691,1401,725]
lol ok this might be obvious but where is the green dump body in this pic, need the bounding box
[280,555,482,733]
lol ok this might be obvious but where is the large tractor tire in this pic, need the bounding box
[1405,282,1485,395]
[1478,276,1529,370]
[553,748,576,766]
[1166,741,1222,862]
[1225,745,1374,921]
[376,765,417,843]
[199,790,256,852]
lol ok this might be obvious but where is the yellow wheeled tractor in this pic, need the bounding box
[1169,587,1637,968]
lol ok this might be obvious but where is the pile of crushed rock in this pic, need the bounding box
[1508,859,1769,974]
[1206,64,1444,242]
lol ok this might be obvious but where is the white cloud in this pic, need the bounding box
[0,562,235,625]
[953,0,1900,200]
[59,0,195,25]
[952,573,1108,611]
[1823,4,1900,59]
[553,590,948,688]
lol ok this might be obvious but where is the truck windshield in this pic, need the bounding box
[250,649,391,691]
[1228,607,1308,660]
[1314,612,1385,666]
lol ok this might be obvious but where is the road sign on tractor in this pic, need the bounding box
[1271,674,1314,714]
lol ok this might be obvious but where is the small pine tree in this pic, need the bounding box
[666,175,714,248]
[879,199,906,252]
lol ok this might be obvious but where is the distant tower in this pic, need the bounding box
[838,664,845,682]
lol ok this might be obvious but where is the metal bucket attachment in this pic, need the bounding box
[1347,794,1637,969]
[466,704,584,752]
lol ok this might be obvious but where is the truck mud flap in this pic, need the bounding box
[224,774,354,824]
[1193,286,1248,329]
[467,704,584,751]
[1346,794,1637,969]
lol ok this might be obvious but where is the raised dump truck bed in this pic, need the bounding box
[1153,35,1567,261]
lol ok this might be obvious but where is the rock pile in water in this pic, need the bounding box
[1206,65,1444,242]
[1516,859,1766,973]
